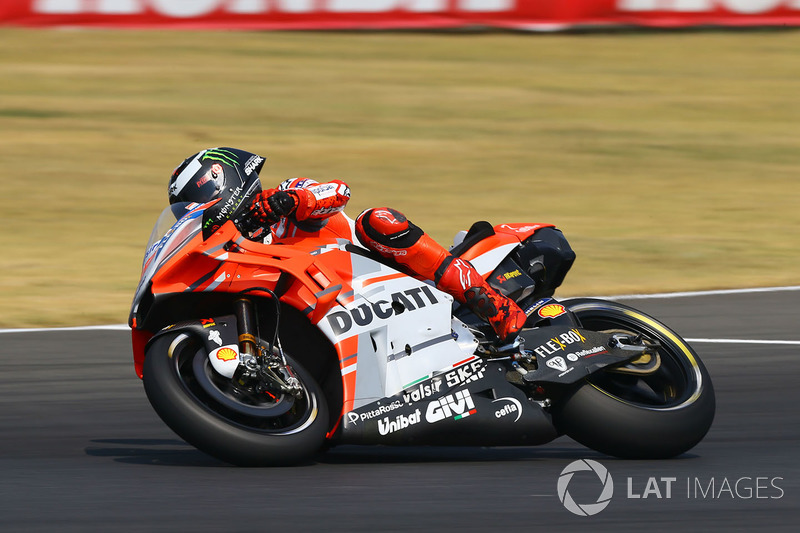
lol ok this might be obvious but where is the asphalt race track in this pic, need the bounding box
[1,289,798,532]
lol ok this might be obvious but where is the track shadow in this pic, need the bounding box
[85,438,227,467]
[316,444,608,465]
[317,440,700,465]
[86,439,699,467]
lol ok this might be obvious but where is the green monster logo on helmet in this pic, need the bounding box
[201,149,240,167]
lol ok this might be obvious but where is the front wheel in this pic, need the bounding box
[551,298,715,459]
[143,332,328,466]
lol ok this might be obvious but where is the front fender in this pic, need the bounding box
[138,314,241,379]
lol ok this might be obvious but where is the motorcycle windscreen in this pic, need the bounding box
[131,203,204,317]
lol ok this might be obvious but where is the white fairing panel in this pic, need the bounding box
[316,260,478,408]
[467,242,519,277]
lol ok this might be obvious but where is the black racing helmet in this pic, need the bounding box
[168,147,266,205]
[168,148,266,239]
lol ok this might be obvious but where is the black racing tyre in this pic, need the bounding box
[552,298,715,459]
[142,332,328,466]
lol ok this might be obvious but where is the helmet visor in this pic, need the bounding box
[170,162,225,204]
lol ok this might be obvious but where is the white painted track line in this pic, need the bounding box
[686,338,800,345]
[0,324,129,334]
[604,285,800,300]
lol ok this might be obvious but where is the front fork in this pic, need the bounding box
[233,297,303,398]
[235,297,259,361]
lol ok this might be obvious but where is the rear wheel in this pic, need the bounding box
[552,299,715,459]
[143,332,328,466]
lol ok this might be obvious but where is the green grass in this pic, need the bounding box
[1,29,799,327]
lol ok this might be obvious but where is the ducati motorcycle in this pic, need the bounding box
[130,174,715,466]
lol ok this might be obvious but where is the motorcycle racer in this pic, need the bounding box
[168,147,527,344]
[249,180,528,345]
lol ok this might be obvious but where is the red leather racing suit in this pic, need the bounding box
[268,178,526,343]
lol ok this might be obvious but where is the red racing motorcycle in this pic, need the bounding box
[130,171,715,466]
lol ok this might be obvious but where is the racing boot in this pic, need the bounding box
[436,256,527,344]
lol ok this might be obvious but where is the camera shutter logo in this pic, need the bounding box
[557,459,614,516]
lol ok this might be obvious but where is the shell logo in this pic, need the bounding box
[216,347,238,362]
[538,303,567,319]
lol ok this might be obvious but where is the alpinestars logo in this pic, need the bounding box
[557,460,614,516]
[425,390,476,423]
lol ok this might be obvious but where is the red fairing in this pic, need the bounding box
[132,327,153,379]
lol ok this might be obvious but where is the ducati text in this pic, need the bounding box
[327,286,439,335]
